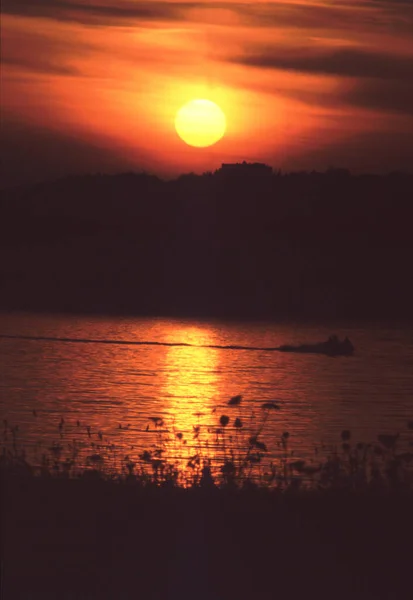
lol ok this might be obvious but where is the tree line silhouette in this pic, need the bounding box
[1,168,412,319]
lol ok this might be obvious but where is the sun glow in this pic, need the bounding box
[175,99,226,147]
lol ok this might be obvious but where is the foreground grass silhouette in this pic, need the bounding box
[2,473,413,600]
[1,399,413,599]
[2,397,412,491]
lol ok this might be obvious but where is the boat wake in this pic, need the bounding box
[0,333,354,356]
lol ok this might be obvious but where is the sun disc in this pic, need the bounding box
[175,99,226,148]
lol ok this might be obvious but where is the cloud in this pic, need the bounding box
[344,80,413,116]
[3,57,79,76]
[1,24,88,77]
[232,2,380,31]
[230,32,413,116]
[233,47,413,80]
[2,0,184,25]
[4,1,412,32]
[235,44,413,117]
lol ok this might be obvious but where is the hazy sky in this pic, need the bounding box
[2,0,413,185]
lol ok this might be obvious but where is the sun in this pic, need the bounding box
[175,99,226,148]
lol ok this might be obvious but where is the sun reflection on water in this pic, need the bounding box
[161,326,221,477]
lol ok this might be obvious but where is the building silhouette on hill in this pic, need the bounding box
[218,161,273,179]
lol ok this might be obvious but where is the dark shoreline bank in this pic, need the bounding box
[2,170,413,321]
[2,472,413,600]
[3,307,413,328]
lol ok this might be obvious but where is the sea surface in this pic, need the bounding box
[1,312,412,475]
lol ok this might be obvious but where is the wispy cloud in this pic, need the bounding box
[2,26,83,76]
[232,46,413,80]
[344,79,413,116]
[2,0,184,25]
[231,42,413,117]
[3,1,413,31]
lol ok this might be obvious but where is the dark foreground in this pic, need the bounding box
[1,474,412,600]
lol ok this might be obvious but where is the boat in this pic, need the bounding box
[278,335,354,357]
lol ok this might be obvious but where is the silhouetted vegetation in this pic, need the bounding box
[1,397,413,599]
[2,396,412,490]
[1,168,413,319]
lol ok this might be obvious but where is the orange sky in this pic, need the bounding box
[2,1,413,184]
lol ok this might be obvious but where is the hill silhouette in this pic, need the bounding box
[1,167,413,319]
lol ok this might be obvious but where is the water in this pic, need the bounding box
[1,312,412,475]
